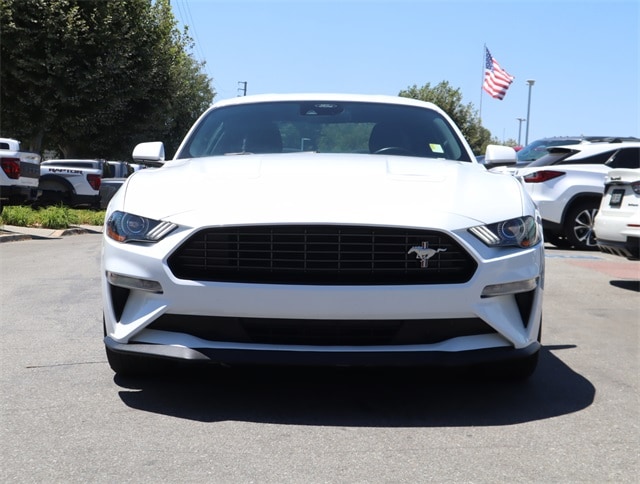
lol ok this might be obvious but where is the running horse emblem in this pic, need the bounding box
[408,242,447,268]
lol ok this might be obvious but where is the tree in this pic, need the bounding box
[0,0,214,159]
[399,82,492,155]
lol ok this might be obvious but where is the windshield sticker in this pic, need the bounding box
[430,143,444,153]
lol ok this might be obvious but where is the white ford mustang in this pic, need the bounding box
[102,93,544,378]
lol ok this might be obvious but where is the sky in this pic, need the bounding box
[171,0,639,146]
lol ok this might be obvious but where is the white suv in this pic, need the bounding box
[516,142,640,250]
[594,168,640,260]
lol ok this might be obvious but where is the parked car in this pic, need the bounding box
[102,93,544,379]
[594,168,640,260]
[516,142,640,250]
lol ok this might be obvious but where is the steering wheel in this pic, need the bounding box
[373,146,414,156]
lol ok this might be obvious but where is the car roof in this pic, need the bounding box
[210,93,443,112]
[525,136,639,144]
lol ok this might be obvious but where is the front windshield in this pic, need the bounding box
[177,101,472,162]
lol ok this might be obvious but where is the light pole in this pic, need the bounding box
[525,80,535,145]
[516,117,526,146]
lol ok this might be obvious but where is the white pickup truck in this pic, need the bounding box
[38,159,140,209]
[0,138,41,213]
[38,159,108,209]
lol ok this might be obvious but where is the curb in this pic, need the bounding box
[0,232,32,243]
[0,225,103,243]
[52,227,94,237]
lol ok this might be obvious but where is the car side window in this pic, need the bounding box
[102,162,113,178]
[559,150,616,165]
[606,148,640,169]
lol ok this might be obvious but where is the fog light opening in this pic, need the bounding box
[481,278,538,298]
[107,271,163,294]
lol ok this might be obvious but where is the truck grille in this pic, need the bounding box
[167,225,477,285]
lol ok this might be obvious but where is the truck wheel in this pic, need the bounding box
[38,179,72,206]
[563,201,599,250]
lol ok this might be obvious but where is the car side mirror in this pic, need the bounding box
[483,144,517,169]
[132,142,165,166]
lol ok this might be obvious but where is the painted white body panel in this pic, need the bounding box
[117,154,523,226]
[517,164,609,225]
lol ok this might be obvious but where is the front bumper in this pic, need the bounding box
[104,335,541,367]
[102,224,545,364]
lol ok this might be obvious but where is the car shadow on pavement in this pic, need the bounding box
[115,345,595,427]
[610,279,640,292]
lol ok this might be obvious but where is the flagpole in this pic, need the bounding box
[479,44,486,122]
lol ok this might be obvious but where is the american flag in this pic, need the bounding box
[483,47,514,100]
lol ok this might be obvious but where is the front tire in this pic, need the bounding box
[543,230,571,249]
[105,345,164,376]
[476,323,541,381]
[503,351,539,380]
[103,316,167,376]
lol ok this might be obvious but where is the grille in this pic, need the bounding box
[167,225,477,285]
[149,315,495,346]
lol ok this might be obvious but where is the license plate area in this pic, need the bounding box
[609,189,625,207]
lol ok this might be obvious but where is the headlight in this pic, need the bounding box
[106,211,177,243]
[468,215,541,248]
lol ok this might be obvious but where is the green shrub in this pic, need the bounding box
[0,205,38,226]
[39,206,71,229]
[0,206,105,229]
[73,209,105,226]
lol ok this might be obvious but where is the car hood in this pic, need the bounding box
[116,153,525,229]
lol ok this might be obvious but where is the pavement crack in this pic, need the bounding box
[26,361,105,369]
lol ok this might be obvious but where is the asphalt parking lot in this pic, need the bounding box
[1,228,638,483]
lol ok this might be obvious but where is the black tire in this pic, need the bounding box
[543,230,571,249]
[473,349,539,381]
[475,323,541,381]
[563,201,600,250]
[37,179,72,207]
[103,316,167,376]
[105,345,163,377]
[502,351,539,380]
